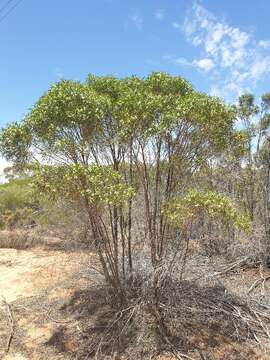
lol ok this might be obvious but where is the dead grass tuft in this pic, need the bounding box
[0,229,48,250]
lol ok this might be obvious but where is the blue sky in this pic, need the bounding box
[1,0,270,130]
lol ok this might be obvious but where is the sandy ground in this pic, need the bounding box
[0,243,93,360]
[0,248,67,303]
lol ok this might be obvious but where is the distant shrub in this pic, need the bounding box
[0,177,40,229]
[0,207,36,230]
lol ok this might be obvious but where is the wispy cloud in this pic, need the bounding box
[54,67,64,80]
[165,55,215,72]
[164,55,192,68]
[172,22,180,29]
[259,40,270,49]
[130,15,143,30]
[193,58,215,71]
[175,1,270,99]
[154,9,165,21]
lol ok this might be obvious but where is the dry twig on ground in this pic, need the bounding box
[1,295,15,354]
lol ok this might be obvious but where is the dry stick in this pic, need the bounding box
[46,310,72,324]
[172,351,196,360]
[148,304,195,360]
[1,296,14,354]
[247,275,270,295]
[197,350,207,360]
[249,306,270,341]
[259,265,267,296]
[85,302,140,359]
[209,257,250,278]
[193,257,250,282]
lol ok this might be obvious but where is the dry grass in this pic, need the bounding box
[0,229,48,250]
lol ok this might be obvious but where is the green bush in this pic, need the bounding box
[0,177,40,229]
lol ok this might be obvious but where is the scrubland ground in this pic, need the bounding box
[1,232,270,360]
[0,232,93,359]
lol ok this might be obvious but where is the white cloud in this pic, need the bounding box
[250,57,270,79]
[193,58,215,71]
[172,22,180,29]
[164,55,193,68]
[259,40,270,49]
[179,1,270,100]
[130,15,143,30]
[154,9,165,21]
[166,55,215,72]
[174,57,192,67]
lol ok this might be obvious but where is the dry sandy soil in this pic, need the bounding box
[0,236,94,360]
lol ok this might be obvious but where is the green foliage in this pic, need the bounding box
[0,177,39,229]
[228,130,250,158]
[25,80,110,160]
[0,73,235,167]
[237,94,259,119]
[0,74,237,235]
[87,72,195,141]
[0,208,35,230]
[0,122,32,165]
[0,72,245,282]
[0,177,38,212]
[176,93,235,151]
[34,164,134,208]
[257,93,270,163]
[261,93,270,112]
[163,190,251,231]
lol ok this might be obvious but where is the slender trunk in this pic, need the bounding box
[264,164,270,263]
[153,138,162,263]
[120,208,126,280]
[127,140,133,273]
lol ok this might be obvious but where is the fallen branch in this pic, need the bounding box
[199,257,251,280]
[211,257,251,277]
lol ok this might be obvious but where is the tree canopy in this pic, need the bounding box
[0,72,236,168]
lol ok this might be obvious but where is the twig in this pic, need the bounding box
[209,257,250,278]
[1,295,14,354]
[197,350,207,360]
[247,275,270,295]
[249,306,270,340]
[173,351,196,360]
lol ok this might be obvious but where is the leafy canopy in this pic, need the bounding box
[0,73,241,230]
[0,73,236,167]
[163,190,251,231]
[34,164,134,208]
